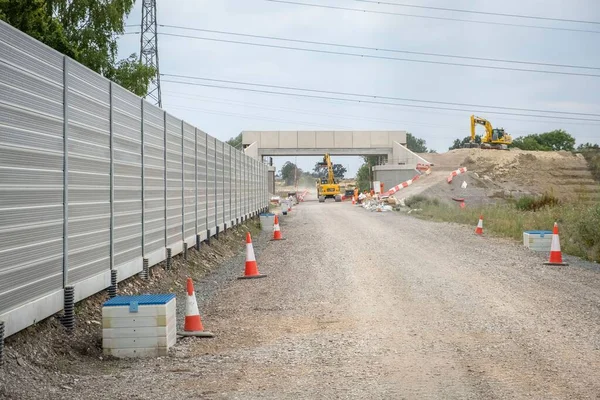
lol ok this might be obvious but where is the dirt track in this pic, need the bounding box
[4,201,600,399]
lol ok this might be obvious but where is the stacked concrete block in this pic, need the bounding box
[523,231,553,252]
[102,294,176,358]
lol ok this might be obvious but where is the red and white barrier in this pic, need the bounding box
[380,173,422,198]
[447,167,467,184]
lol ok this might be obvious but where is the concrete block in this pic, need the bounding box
[279,131,298,148]
[334,131,353,148]
[371,131,389,147]
[297,131,316,148]
[102,294,177,358]
[523,231,553,252]
[103,346,170,358]
[242,131,261,147]
[260,131,279,148]
[316,131,334,148]
[389,131,407,146]
[353,131,371,148]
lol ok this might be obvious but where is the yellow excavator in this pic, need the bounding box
[316,153,342,203]
[464,115,513,150]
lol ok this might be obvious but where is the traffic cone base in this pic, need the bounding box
[177,278,214,338]
[239,232,267,279]
[544,222,569,266]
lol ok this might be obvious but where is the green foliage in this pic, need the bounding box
[0,0,154,96]
[512,136,550,151]
[280,161,301,186]
[406,133,428,153]
[108,54,156,97]
[577,146,600,182]
[404,195,439,208]
[576,204,600,262]
[226,133,243,150]
[515,193,560,212]
[449,135,481,150]
[313,162,346,179]
[355,163,371,192]
[512,130,575,151]
[577,143,600,151]
[409,200,600,262]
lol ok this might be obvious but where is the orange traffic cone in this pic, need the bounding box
[475,215,484,235]
[177,278,214,337]
[238,232,267,279]
[271,215,285,241]
[351,197,355,205]
[288,201,292,212]
[544,222,569,266]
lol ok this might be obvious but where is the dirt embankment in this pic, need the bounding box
[419,149,600,204]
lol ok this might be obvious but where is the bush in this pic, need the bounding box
[580,149,600,182]
[404,195,439,208]
[515,193,560,211]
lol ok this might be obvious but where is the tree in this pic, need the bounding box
[313,162,347,179]
[577,142,600,151]
[512,130,575,151]
[0,0,154,97]
[226,133,243,150]
[355,163,371,192]
[280,161,301,186]
[511,136,549,151]
[406,133,428,153]
[449,135,481,150]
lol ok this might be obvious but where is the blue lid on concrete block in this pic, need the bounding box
[103,294,175,307]
[524,230,553,238]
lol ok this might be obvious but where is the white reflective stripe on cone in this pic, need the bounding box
[246,243,256,261]
[551,233,561,251]
[186,291,200,316]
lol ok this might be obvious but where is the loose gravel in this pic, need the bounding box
[2,201,600,399]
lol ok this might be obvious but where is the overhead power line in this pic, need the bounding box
[161,74,600,117]
[157,24,600,71]
[157,32,600,78]
[264,0,600,34]
[161,78,600,122]
[353,0,600,25]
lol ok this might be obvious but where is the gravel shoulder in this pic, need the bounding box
[2,201,600,399]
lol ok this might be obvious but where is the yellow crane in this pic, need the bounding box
[465,115,513,150]
[316,153,342,202]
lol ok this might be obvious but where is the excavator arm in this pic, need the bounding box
[471,115,493,143]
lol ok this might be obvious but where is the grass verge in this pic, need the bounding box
[405,196,600,263]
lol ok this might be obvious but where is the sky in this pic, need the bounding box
[117,0,600,177]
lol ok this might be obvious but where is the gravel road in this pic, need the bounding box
[7,200,600,399]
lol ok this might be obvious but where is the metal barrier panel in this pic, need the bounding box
[165,113,183,251]
[231,147,238,222]
[215,140,224,227]
[223,144,231,225]
[0,22,64,314]
[206,136,216,232]
[66,60,111,284]
[183,122,196,243]
[142,103,165,258]
[196,130,207,235]
[112,85,142,272]
[235,150,242,219]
